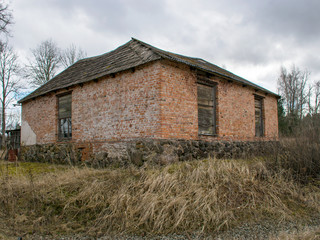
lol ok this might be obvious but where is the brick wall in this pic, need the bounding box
[214,76,278,141]
[21,61,163,147]
[21,92,57,144]
[21,59,279,155]
[159,60,198,139]
[72,61,162,142]
[264,94,279,139]
[157,60,278,141]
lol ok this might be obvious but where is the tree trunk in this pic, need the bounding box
[1,99,5,148]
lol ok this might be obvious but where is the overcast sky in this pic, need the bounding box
[8,0,320,94]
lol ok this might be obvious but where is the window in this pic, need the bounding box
[58,93,72,140]
[254,96,264,137]
[197,83,216,135]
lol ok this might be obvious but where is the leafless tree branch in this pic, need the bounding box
[24,39,61,87]
[278,65,310,119]
[60,43,86,68]
[0,41,20,146]
[0,1,12,35]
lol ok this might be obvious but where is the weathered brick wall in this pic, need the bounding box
[216,79,255,140]
[21,61,163,147]
[21,92,57,144]
[159,60,198,139]
[264,95,279,139]
[21,59,278,157]
[215,77,278,140]
[157,60,279,141]
[72,61,162,142]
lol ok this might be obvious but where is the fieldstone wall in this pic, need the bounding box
[20,139,278,168]
[20,143,82,165]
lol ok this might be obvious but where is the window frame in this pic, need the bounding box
[197,76,217,136]
[57,92,72,141]
[254,95,264,137]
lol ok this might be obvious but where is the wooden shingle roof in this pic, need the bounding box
[19,38,278,103]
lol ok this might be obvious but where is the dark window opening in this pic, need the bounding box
[197,83,216,135]
[58,94,72,140]
[255,96,264,137]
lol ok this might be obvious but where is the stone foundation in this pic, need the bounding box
[20,139,277,167]
[20,143,82,165]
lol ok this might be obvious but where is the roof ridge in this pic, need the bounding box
[19,38,279,103]
[130,38,163,60]
[131,38,198,59]
[77,40,133,63]
[127,41,145,62]
[128,39,155,62]
[131,38,278,96]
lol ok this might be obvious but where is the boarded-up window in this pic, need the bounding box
[255,96,264,137]
[58,94,72,140]
[198,84,216,135]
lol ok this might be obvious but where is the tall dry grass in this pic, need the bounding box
[266,116,320,184]
[0,159,319,237]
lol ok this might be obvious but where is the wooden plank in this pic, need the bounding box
[197,83,216,135]
[254,98,263,136]
[198,105,214,134]
[197,84,214,106]
[58,94,72,118]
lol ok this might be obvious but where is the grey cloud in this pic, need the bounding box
[180,0,320,66]
[249,0,320,44]
[9,0,320,93]
[45,0,173,38]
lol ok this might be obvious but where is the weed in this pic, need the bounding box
[0,158,318,237]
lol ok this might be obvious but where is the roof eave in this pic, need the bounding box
[159,56,280,98]
[18,58,162,104]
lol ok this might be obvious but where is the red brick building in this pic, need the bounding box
[19,39,279,160]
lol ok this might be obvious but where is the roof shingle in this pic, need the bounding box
[19,38,278,103]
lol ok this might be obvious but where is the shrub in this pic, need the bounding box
[266,114,320,183]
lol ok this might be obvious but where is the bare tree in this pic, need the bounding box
[0,2,12,35]
[60,44,86,68]
[314,81,320,114]
[25,39,61,87]
[308,81,320,115]
[0,1,13,52]
[0,42,19,147]
[278,65,310,119]
[5,110,20,130]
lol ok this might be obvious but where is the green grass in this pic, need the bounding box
[0,161,68,176]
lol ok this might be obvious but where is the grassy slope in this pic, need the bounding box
[0,159,319,239]
[271,226,320,240]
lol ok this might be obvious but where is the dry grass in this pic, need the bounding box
[265,138,320,184]
[0,158,319,238]
[272,226,320,240]
[269,117,320,184]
